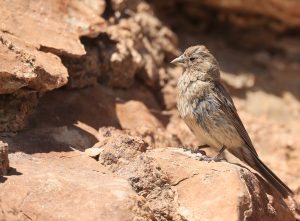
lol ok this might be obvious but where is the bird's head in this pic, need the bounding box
[171,45,220,80]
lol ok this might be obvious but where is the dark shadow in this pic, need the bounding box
[0,176,7,183]
[0,168,22,183]
[113,82,170,128]
[3,85,122,154]
[2,76,170,154]
[6,167,22,176]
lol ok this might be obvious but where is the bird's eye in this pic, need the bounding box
[189,57,196,62]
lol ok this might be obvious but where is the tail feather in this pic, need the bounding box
[246,150,293,197]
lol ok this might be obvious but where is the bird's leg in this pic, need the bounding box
[197,146,226,162]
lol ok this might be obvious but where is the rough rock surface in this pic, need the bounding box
[0,141,9,175]
[93,129,296,220]
[2,127,296,221]
[0,34,68,94]
[0,0,106,131]
[65,1,179,89]
[1,0,300,220]
[148,148,295,221]
[0,152,153,221]
[0,0,178,131]
[0,90,39,132]
[116,100,180,148]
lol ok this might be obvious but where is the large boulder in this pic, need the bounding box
[0,152,153,221]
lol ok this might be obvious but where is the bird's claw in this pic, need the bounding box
[181,146,207,155]
[197,155,222,162]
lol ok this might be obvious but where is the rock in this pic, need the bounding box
[157,66,182,110]
[0,141,9,175]
[0,0,299,220]
[116,100,162,130]
[0,0,107,132]
[116,100,180,148]
[97,128,148,169]
[61,0,107,37]
[166,111,199,147]
[95,129,295,220]
[85,146,103,158]
[66,1,179,89]
[151,0,300,31]
[97,129,184,220]
[147,148,295,221]
[0,1,85,57]
[200,0,300,30]
[0,152,153,221]
[0,33,68,94]
[0,90,39,132]
[3,85,120,153]
[0,0,106,55]
[2,124,297,220]
[0,0,179,132]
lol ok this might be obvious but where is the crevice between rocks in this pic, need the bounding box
[172,173,199,187]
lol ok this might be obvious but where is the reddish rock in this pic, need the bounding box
[1,123,298,221]
[0,0,108,132]
[200,0,300,30]
[95,1,178,88]
[92,129,296,220]
[0,1,299,220]
[151,0,300,31]
[0,33,68,94]
[116,100,180,148]
[166,111,199,147]
[148,148,295,221]
[0,152,153,221]
[96,129,184,220]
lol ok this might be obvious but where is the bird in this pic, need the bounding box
[171,45,293,197]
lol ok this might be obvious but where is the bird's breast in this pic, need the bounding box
[176,74,209,118]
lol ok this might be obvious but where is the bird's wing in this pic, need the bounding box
[212,81,258,155]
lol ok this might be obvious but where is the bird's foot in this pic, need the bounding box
[181,145,209,154]
[181,146,202,153]
[195,146,226,162]
[196,155,222,162]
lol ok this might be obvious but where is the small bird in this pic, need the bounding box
[171,45,293,197]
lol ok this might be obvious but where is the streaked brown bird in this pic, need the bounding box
[171,45,293,197]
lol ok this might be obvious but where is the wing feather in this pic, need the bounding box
[212,81,258,155]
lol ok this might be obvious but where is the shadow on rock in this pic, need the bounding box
[4,85,121,154]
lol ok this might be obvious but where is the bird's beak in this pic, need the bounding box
[170,54,185,65]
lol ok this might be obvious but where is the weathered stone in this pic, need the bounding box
[116,100,180,148]
[0,141,9,175]
[0,152,153,221]
[0,0,85,57]
[85,146,103,158]
[148,148,295,221]
[0,90,39,132]
[0,33,68,94]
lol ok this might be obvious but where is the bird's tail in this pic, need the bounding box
[243,149,293,197]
